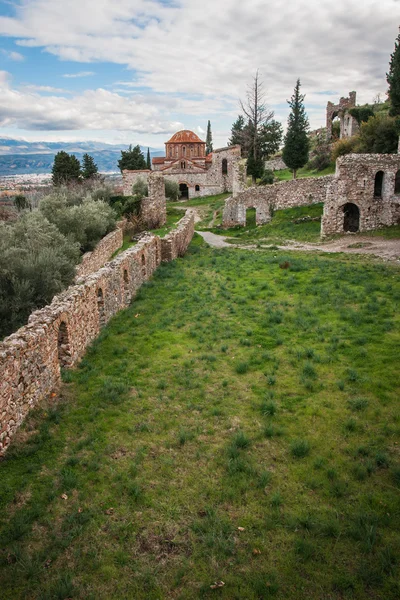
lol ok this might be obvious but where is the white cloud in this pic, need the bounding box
[0,72,183,134]
[0,0,397,141]
[21,84,71,94]
[1,48,24,61]
[62,71,95,78]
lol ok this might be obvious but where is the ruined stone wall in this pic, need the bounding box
[326,91,358,140]
[122,170,151,195]
[321,154,400,236]
[0,212,194,454]
[140,172,167,229]
[265,157,287,171]
[75,227,123,279]
[161,210,195,261]
[223,175,333,227]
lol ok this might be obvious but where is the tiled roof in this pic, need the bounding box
[166,130,205,144]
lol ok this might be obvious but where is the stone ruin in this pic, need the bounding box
[223,153,400,237]
[0,210,195,454]
[321,154,400,236]
[326,91,359,141]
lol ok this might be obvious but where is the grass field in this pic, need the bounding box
[1,235,399,599]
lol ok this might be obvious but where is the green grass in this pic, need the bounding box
[219,202,325,244]
[273,164,336,181]
[1,236,400,599]
[168,193,230,230]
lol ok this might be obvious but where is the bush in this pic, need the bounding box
[0,213,80,338]
[357,113,400,154]
[259,169,274,185]
[307,132,332,171]
[165,179,180,201]
[331,136,360,163]
[132,177,148,198]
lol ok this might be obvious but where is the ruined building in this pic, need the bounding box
[326,92,359,140]
[122,130,241,199]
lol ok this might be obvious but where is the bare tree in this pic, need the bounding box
[239,71,280,183]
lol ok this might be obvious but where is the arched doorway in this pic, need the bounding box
[179,183,189,199]
[374,171,384,198]
[343,203,360,232]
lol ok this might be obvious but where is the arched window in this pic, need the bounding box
[182,146,186,157]
[395,170,400,194]
[374,171,384,198]
[222,158,228,175]
[97,288,105,327]
[58,321,71,368]
[181,161,186,169]
[195,185,200,192]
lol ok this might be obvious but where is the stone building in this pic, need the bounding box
[122,130,241,199]
[326,92,359,141]
[321,154,400,236]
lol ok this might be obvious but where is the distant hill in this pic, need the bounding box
[0,138,164,175]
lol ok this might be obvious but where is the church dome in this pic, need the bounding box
[166,130,204,144]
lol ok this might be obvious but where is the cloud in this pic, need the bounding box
[21,84,71,94]
[0,0,396,138]
[0,72,183,134]
[1,48,24,61]
[62,71,95,78]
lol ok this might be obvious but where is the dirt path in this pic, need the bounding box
[197,230,400,261]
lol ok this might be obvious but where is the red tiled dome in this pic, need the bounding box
[166,130,204,144]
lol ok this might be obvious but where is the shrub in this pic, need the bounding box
[259,169,274,185]
[357,113,400,154]
[132,177,148,198]
[165,179,180,201]
[290,439,310,458]
[331,136,360,162]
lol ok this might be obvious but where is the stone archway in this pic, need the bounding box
[343,203,360,232]
[179,183,189,199]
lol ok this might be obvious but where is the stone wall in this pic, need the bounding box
[265,157,287,171]
[161,210,195,261]
[326,91,359,140]
[0,212,194,454]
[321,154,400,236]
[75,227,123,279]
[223,175,333,227]
[141,172,167,229]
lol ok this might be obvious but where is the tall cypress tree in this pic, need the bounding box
[282,79,309,179]
[387,29,400,117]
[206,120,213,155]
[146,147,151,169]
[82,153,98,179]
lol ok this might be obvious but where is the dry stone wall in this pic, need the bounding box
[75,227,123,279]
[0,212,194,454]
[223,176,333,227]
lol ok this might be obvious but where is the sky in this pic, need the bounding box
[0,0,398,150]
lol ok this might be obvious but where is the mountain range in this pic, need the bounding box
[0,138,164,176]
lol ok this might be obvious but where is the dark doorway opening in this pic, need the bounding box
[343,203,360,232]
[222,158,228,175]
[179,183,189,199]
[246,207,256,228]
[374,171,384,197]
[395,170,400,195]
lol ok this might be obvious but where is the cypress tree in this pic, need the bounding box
[146,147,151,169]
[282,79,309,179]
[387,29,400,117]
[206,120,213,155]
[82,153,98,179]
[52,151,82,185]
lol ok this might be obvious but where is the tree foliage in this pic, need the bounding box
[14,194,31,212]
[206,120,213,155]
[307,131,332,171]
[82,153,99,179]
[357,113,400,154]
[118,145,147,172]
[146,148,151,169]
[387,29,400,117]
[165,179,180,201]
[282,79,310,179]
[52,151,82,185]
[348,105,375,126]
